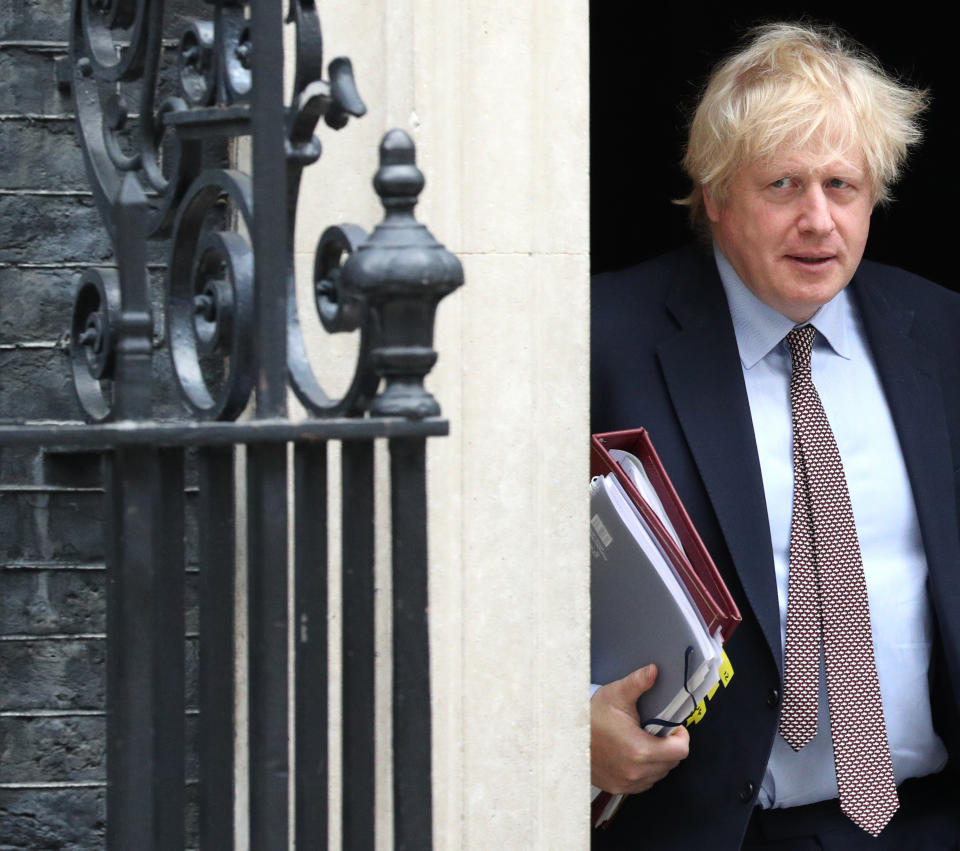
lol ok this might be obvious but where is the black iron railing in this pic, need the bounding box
[0,0,461,848]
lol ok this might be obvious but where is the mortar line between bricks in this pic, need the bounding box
[0,709,199,717]
[0,483,103,491]
[0,262,167,269]
[0,563,201,571]
[0,342,63,350]
[0,563,106,571]
[0,633,106,641]
[0,709,104,717]
[0,263,167,270]
[0,38,179,49]
[0,188,163,200]
[0,111,152,122]
[0,40,68,48]
[0,189,93,197]
[0,781,106,789]
[0,114,75,121]
[0,632,200,641]
[0,483,198,493]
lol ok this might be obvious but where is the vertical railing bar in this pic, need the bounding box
[248,0,290,840]
[249,0,288,415]
[197,445,236,849]
[105,448,186,850]
[341,439,377,851]
[155,449,187,851]
[388,437,432,850]
[294,440,330,848]
[103,451,131,850]
[247,441,290,850]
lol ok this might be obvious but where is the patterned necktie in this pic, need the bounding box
[778,324,899,836]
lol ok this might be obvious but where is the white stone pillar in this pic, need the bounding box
[296,2,591,847]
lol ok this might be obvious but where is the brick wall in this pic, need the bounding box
[1,2,201,846]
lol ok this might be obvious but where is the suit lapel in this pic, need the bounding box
[657,267,783,671]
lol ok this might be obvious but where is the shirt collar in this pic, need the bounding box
[713,243,852,369]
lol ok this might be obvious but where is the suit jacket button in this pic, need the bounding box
[738,781,756,803]
[767,688,780,708]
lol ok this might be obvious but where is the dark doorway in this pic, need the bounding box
[590,5,958,291]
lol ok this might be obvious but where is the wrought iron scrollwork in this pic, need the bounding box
[167,169,254,420]
[67,0,461,423]
[70,268,121,423]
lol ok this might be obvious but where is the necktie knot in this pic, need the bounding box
[786,324,816,371]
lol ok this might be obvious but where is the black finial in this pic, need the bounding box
[373,129,425,211]
[340,130,463,419]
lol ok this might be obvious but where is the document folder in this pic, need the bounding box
[591,428,741,640]
[590,428,741,828]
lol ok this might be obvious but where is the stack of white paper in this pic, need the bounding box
[590,447,733,828]
[591,458,723,734]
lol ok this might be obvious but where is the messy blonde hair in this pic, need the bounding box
[681,22,928,227]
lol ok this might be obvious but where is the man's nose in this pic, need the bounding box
[797,186,835,235]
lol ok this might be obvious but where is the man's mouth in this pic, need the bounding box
[787,255,835,265]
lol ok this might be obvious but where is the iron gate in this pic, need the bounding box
[0,0,462,847]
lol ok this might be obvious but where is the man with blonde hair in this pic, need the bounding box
[592,23,960,849]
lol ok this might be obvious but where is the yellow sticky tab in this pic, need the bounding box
[706,680,720,701]
[685,699,707,726]
[719,650,734,686]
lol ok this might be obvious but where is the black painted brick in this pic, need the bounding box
[0,348,80,421]
[0,268,171,345]
[0,568,104,636]
[0,345,184,423]
[0,120,86,191]
[0,49,71,116]
[0,0,199,42]
[0,489,200,564]
[0,490,103,563]
[0,714,200,784]
[0,639,105,711]
[0,636,199,711]
[0,787,105,850]
[0,268,75,343]
[38,451,102,488]
[0,448,43,484]
[0,195,170,265]
[0,715,105,782]
[0,195,111,265]
[0,567,201,636]
[0,0,72,41]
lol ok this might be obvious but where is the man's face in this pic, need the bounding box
[704,148,874,323]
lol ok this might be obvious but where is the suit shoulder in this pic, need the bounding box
[856,258,960,314]
[593,244,713,289]
[592,244,714,313]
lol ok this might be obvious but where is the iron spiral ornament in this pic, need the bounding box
[68,0,462,423]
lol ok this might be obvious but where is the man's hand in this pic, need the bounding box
[591,664,690,794]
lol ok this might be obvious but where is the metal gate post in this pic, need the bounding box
[389,437,432,850]
[104,447,186,850]
[247,2,292,845]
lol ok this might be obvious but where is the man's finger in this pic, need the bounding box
[608,663,658,708]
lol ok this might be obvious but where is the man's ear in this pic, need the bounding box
[702,185,721,223]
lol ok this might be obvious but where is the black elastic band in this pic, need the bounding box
[639,645,697,731]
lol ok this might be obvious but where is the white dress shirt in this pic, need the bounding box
[714,245,947,809]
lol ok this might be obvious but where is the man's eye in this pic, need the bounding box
[828,178,850,189]
[770,178,792,189]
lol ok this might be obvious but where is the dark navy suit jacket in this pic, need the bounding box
[591,245,960,850]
